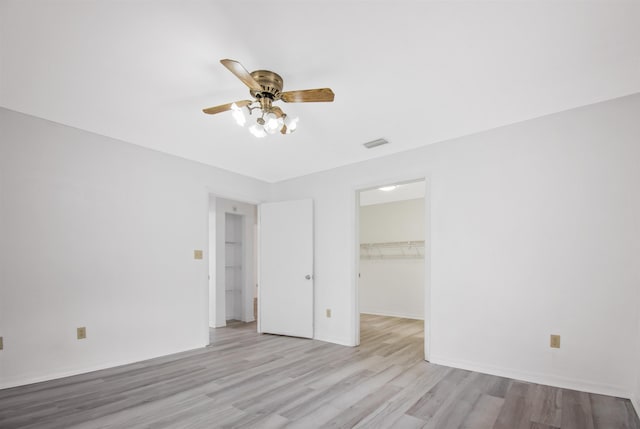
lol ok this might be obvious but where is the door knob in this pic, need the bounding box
[305,274,312,280]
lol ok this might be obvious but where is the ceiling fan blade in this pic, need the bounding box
[281,88,335,103]
[202,100,252,115]
[220,59,263,92]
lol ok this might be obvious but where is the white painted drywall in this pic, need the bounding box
[359,260,424,320]
[360,198,425,243]
[359,199,425,319]
[0,108,268,388]
[272,94,640,398]
[212,197,257,327]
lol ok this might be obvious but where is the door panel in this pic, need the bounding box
[259,199,313,338]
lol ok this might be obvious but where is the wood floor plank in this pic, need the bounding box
[529,384,562,427]
[493,381,535,429]
[320,384,402,428]
[591,393,640,429]
[0,315,637,429]
[352,364,449,428]
[280,369,373,420]
[460,393,504,429]
[422,372,502,429]
[561,389,596,429]
[405,368,471,420]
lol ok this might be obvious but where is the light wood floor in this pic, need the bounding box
[1,314,638,428]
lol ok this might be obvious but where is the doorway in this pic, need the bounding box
[355,179,428,357]
[208,195,257,340]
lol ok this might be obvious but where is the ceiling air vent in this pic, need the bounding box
[363,138,389,149]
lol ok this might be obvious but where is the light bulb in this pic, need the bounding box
[230,103,246,127]
[378,186,397,192]
[264,112,281,135]
[264,113,284,134]
[283,116,299,134]
[249,124,266,138]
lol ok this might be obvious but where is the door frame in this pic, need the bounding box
[352,177,432,361]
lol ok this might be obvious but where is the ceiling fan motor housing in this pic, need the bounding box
[250,70,283,100]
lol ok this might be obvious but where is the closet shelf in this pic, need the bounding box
[360,240,425,260]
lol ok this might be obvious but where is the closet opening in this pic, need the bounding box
[354,179,429,359]
[208,195,258,343]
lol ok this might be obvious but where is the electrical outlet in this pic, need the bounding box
[326,309,332,318]
[194,250,203,260]
[550,334,560,348]
[0,336,3,350]
[77,327,87,340]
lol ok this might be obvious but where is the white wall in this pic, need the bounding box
[272,93,640,398]
[359,260,424,319]
[359,199,425,319]
[360,198,425,243]
[0,108,269,388]
[2,93,640,404]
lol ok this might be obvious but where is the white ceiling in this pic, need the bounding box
[1,1,639,182]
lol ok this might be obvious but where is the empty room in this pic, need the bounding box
[1,1,640,428]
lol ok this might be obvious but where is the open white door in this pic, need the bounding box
[259,199,313,338]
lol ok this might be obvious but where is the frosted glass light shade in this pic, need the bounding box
[283,116,299,134]
[264,112,280,134]
[234,105,300,137]
[230,103,246,127]
[249,124,266,138]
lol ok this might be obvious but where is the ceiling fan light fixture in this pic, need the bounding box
[264,112,281,134]
[283,115,298,134]
[249,124,267,138]
[202,59,334,138]
[230,103,247,127]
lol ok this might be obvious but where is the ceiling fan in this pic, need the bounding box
[202,59,335,137]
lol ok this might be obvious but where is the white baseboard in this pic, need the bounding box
[314,334,354,347]
[360,310,424,320]
[0,343,207,390]
[429,355,630,399]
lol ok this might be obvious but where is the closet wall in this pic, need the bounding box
[359,198,425,319]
